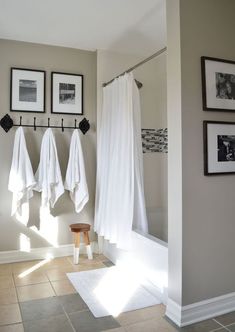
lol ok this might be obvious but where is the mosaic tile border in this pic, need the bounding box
[142,128,168,153]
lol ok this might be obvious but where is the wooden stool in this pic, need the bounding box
[69,223,93,264]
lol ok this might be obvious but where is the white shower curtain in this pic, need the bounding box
[94,72,148,250]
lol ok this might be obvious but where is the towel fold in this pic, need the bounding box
[8,127,36,223]
[64,129,89,213]
[34,128,64,208]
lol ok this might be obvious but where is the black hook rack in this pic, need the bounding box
[0,114,90,135]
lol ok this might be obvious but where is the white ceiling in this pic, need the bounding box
[0,0,166,56]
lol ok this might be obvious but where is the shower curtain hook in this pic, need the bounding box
[34,117,36,131]
[61,119,64,132]
[20,116,22,126]
[48,118,50,127]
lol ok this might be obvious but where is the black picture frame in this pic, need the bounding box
[51,72,83,115]
[201,56,235,112]
[10,67,46,113]
[204,120,235,175]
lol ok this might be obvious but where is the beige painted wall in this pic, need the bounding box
[0,39,97,251]
[181,0,235,305]
[167,0,235,307]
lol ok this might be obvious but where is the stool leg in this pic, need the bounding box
[83,231,93,260]
[74,233,80,264]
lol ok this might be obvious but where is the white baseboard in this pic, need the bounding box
[166,292,235,327]
[0,241,99,264]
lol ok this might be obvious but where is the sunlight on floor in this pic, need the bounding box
[18,253,53,278]
[93,260,144,317]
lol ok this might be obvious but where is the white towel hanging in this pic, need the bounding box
[34,128,64,208]
[64,129,89,213]
[8,127,36,224]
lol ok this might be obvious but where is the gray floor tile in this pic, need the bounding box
[58,294,88,313]
[215,312,235,326]
[226,323,235,331]
[23,314,73,332]
[69,310,120,332]
[20,297,63,321]
[103,261,114,267]
[165,316,222,332]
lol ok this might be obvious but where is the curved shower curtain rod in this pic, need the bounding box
[102,46,167,88]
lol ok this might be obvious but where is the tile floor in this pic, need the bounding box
[0,254,234,331]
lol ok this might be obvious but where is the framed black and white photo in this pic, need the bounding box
[201,56,235,112]
[51,72,83,115]
[10,68,46,113]
[203,121,235,175]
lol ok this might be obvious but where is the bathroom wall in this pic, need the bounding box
[97,50,168,241]
[0,39,97,251]
[134,54,168,241]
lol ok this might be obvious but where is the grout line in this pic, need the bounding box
[61,307,76,332]
[210,318,232,331]
[213,318,227,328]
[12,270,24,326]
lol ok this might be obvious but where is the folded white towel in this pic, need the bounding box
[8,127,36,223]
[64,129,89,213]
[34,128,64,208]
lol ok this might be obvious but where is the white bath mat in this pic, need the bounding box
[67,266,161,317]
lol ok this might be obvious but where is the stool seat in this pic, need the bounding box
[70,223,91,232]
[69,223,93,264]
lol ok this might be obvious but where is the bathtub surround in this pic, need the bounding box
[0,39,97,252]
[166,0,235,326]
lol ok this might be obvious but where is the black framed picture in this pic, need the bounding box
[201,56,235,112]
[204,121,235,175]
[10,68,46,113]
[51,72,83,115]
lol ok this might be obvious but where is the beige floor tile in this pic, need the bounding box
[72,262,106,272]
[12,261,42,274]
[93,254,108,262]
[0,304,22,326]
[116,304,165,327]
[124,317,178,332]
[17,282,55,302]
[0,264,13,276]
[0,288,17,305]
[102,328,126,332]
[0,276,15,290]
[0,323,24,332]
[45,267,76,281]
[51,279,76,296]
[41,257,72,270]
[67,254,104,265]
[14,271,48,286]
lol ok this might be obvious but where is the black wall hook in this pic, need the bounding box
[74,119,77,129]
[34,117,36,131]
[20,116,22,126]
[48,118,50,127]
[61,119,64,132]
[79,118,90,135]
